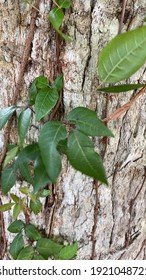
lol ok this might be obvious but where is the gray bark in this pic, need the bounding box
[0,0,146,259]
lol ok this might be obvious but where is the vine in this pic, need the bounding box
[0,0,146,260]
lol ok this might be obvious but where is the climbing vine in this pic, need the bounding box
[0,0,146,259]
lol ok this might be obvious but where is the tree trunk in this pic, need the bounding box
[0,0,146,260]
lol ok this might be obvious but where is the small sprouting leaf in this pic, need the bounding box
[67,131,108,184]
[18,162,34,184]
[98,26,146,83]
[99,84,146,93]
[10,193,19,203]
[25,224,41,241]
[38,189,50,198]
[1,164,16,194]
[33,254,46,260]
[18,108,32,145]
[35,88,59,121]
[36,238,63,258]
[30,199,42,215]
[38,122,67,182]
[13,204,21,220]
[67,107,113,137]
[58,0,71,9]
[17,246,34,260]
[0,203,14,212]
[52,73,63,92]
[8,220,24,233]
[33,155,51,193]
[3,146,19,168]
[10,233,24,260]
[57,243,78,260]
[19,187,30,194]
[49,7,71,41]
[0,106,16,130]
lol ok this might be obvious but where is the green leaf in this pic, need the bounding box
[0,203,14,212]
[10,233,24,260]
[58,0,71,9]
[98,26,146,83]
[99,84,146,93]
[25,224,41,241]
[33,254,46,260]
[30,199,42,215]
[38,189,50,198]
[36,238,63,258]
[49,7,71,41]
[57,243,78,260]
[67,107,113,137]
[67,131,108,184]
[0,106,16,130]
[8,220,24,233]
[18,108,32,145]
[28,80,38,106]
[3,146,19,168]
[17,246,34,260]
[38,122,67,182]
[1,164,16,194]
[35,76,49,89]
[35,88,58,121]
[18,162,34,184]
[13,204,21,220]
[19,187,30,194]
[33,155,51,193]
[57,138,68,155]
[52,73,63,92]
[10,193,19,203]
[17,143,39,163]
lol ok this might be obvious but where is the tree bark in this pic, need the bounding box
[0,0,146,260]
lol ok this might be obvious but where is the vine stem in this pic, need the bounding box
[0,0,40,171]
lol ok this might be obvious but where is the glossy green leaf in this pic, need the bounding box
[18,108,32,145]
[35,76,49,89]
[98,26,146,83]
[52,73,63,92]
[57,243,78,260]
[17,143,39,163]
[1,164,16,194]
[28,80,38,106]
[49,7,71,41]
[57,138,68,155]
[99,84,146,93]
[30,199,42,215]
[36,238,63,258]
[13,204,21,220]
[34,155,51,193]
[67,131,108,184]
[17,246,34,260]
[35,88,58,121]
[3,146,19,169]
[25,224,41,241]
[38,122,67,182]
[18,162,34,184]
[8,220,24,233]
[0,106,16,130]
[10,233,24,260]
[0,203,14,212]
[10,193,19,203]
[67,107,113,137]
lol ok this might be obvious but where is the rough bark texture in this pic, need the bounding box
[0,0,146,260]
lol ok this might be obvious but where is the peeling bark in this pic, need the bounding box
[0,0,146,259]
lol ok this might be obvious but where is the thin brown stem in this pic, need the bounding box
[118,0,128,34]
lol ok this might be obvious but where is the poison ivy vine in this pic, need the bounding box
[0,0,146,259]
